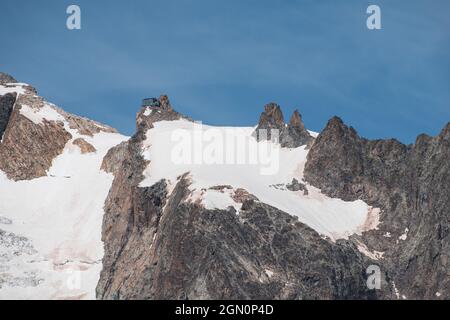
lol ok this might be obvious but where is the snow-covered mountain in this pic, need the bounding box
[0,74,127,299]
[0,73,448,300]
[138,119,379,240]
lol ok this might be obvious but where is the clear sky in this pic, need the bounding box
[1,0,449,142]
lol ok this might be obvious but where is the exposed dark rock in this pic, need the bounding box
[101,141,129,175]
[289,110,305,128]
[0,73,17,84]
[73,138,96,154]
[253,103,286,143]
[97,172,378,299]
[0,105,72,181]
[304,117,450,299]
[284,110,315,148]
[0,78,117,181]
[62,111,117,137]
[97,98,383,300]
[258,103,285,128]
[0,93,16,140]
[231,188,259,203]
[142,95,173,111]
[253,103,313,148]
[97,95,188,299]
[209,185,233,191]
[136,95,187,135]
[286,178,309,195]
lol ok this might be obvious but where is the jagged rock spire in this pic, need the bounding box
[254,103,313,148]
[158,95,173,111]
[284,109,314,148]
[259,103,285,128]
[289,110,305,129]
[136,95,186,140]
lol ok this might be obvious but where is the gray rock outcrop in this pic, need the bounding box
[253,103,313,148]
[304,116,450,299]
[96,97,381,300]
[0,72,16,85]
[97,174,377,299]
[0,74,118,181]
[0,93,16,140]
[0,93,72,181]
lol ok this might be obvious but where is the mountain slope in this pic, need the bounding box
[304,117,450,299]
[0,73,127,299]
[1,73,448,300]
[96,96,384,299]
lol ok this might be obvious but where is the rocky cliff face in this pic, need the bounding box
[0,93,16,140]
[0,94,72,181]
[0,74,116,181]
[0,73,17,139]
[97,95,185,298]
[97,97,381,300]
[98,174,376,299]
[304,117,450,299]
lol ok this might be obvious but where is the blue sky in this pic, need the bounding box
[1,0,449,142]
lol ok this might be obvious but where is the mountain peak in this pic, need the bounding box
[438,122,450,141]
[0,74,119,181]
[319,116,359,140]
[1,73,449,301]
[159,95,172,111]
[289,110,305,129]
[136,95,186,137]
[254,103,313,148]
[0,72,17,85]
[327,116,345,126]
[260,102,285,128]
[142,95,173,111]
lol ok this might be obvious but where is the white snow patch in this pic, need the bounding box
[383,232,392,238]
[149,233,158,250]
[139,120,381,240]
[0,83,27,96]
[0,130,128,300]
[143,108,153,116]
[265,269,274,278]
[392,282,400,299]
[436,292,441,297]
[399,228,409,241]
[308,130,319,138]
[201,189,241,213]
[19,104,65,125]
[356,241,384,260]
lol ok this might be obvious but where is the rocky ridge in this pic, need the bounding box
[96,96,383,300]
[0,72,127,299]
[0,73,117,181]
[304,117,450,299]
[1,71,447,300]
[253,103,314,148]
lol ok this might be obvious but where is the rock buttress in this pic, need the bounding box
[304,117,450,299]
